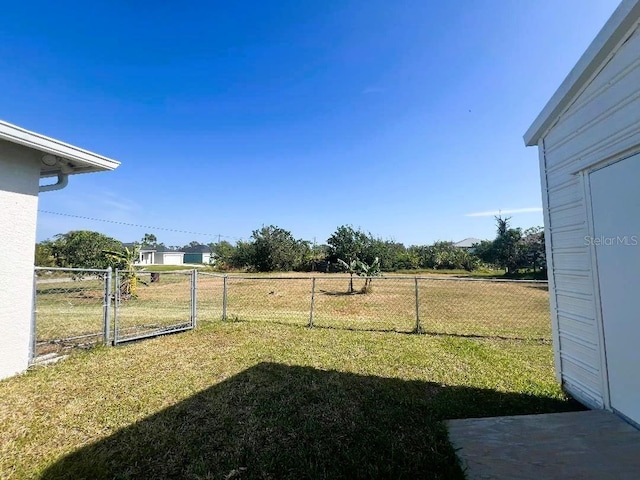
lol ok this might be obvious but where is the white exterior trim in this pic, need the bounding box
[581,170,612,410]
[524,0,640,146]
[0,120,120,177]
[538,138,562,382]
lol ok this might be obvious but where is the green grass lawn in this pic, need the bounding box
[0,319,581,479]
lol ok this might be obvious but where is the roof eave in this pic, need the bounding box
[0,120,120,176]
[524,0,640,147]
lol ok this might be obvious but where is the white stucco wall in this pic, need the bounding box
[0,141,40,380]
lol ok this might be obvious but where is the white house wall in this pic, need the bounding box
[0,141,40,380]
[157,253,184,265]
[540,24,640,408]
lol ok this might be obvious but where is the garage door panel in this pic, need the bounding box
[590,153,640,425]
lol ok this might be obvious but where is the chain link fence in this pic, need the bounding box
[33,267,111,362]
[31,268,551,363]
[197,272,226,323]
[220,275,551,341]
[113,269,196,344]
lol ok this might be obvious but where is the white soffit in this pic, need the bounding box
[0,120,120,177]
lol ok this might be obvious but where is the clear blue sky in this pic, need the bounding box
[1,0,620,247]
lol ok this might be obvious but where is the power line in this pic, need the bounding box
[38,210,240,240]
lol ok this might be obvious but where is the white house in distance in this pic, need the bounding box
[525,0,640,426]
[154,249,185,265]
[0,120,119,380]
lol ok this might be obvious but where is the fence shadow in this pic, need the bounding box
[234,318,551,343]
[40,362,582,480]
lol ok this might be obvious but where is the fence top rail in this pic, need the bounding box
[221,274,548,284]
[35,266,111,273]
[415,276,548,283]
[197,272,228,278]
[118,269,196,275]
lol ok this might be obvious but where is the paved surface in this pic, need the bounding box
[447,410,640,479]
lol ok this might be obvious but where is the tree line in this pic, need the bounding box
[34,217,546,277]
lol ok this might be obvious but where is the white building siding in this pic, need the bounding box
[156,252,184,265]
[0,141,40,380]
[540,24,640,408]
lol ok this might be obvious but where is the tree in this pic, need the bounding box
[210,240,236,268]
[103,245,142,297]
[356,257,381,293]
[337,258,359,293]
[519,227,546,272]
[34,241,56,267]
[231,240,256,270]
[251,226,305,272]
[327,226,370,264]
[474,217,546,275]
[50,231,124,269]
[141,233,158,247]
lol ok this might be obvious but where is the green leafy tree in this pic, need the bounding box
[210,240,236,269]
[475,216,544,274]
[34,241,56,267]
[141,233,158,248]
[519,227,546,273]
[251,225,304,272]
[327,225,370,264]
[50,230,124,269]
[231,240,256,270]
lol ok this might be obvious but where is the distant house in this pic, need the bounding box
[154,247,185,265]
[0,120,119,380]
[123,243,156,265]
[137,248,156,265]
[453,238,482,253]
[183,244,211,264]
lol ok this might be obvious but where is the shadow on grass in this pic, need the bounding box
[40,363,583,480]
[318,289,366,296]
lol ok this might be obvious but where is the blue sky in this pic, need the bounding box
[1,1,620,247]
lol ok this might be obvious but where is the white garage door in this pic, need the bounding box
[590,153,640,426]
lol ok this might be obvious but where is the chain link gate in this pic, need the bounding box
[113,269,197,345]
[32,266,112,363]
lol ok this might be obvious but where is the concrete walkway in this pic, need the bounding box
[447,410,640,479]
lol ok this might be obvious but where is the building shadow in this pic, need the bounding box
[40,362,583,480]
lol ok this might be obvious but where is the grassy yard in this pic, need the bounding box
[1,316,581,479]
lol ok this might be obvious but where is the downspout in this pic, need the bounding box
[39,159,73,193]
[39,172,69,192]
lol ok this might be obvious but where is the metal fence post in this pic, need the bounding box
[113,268,120,345]
[308,277,316,328]
[414,277,423,334]
[222,275,228,321]
[104,267,112,345]
[30,270,37,363]
[191,269,197,328]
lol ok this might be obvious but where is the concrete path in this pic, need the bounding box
[447,410,640,479]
